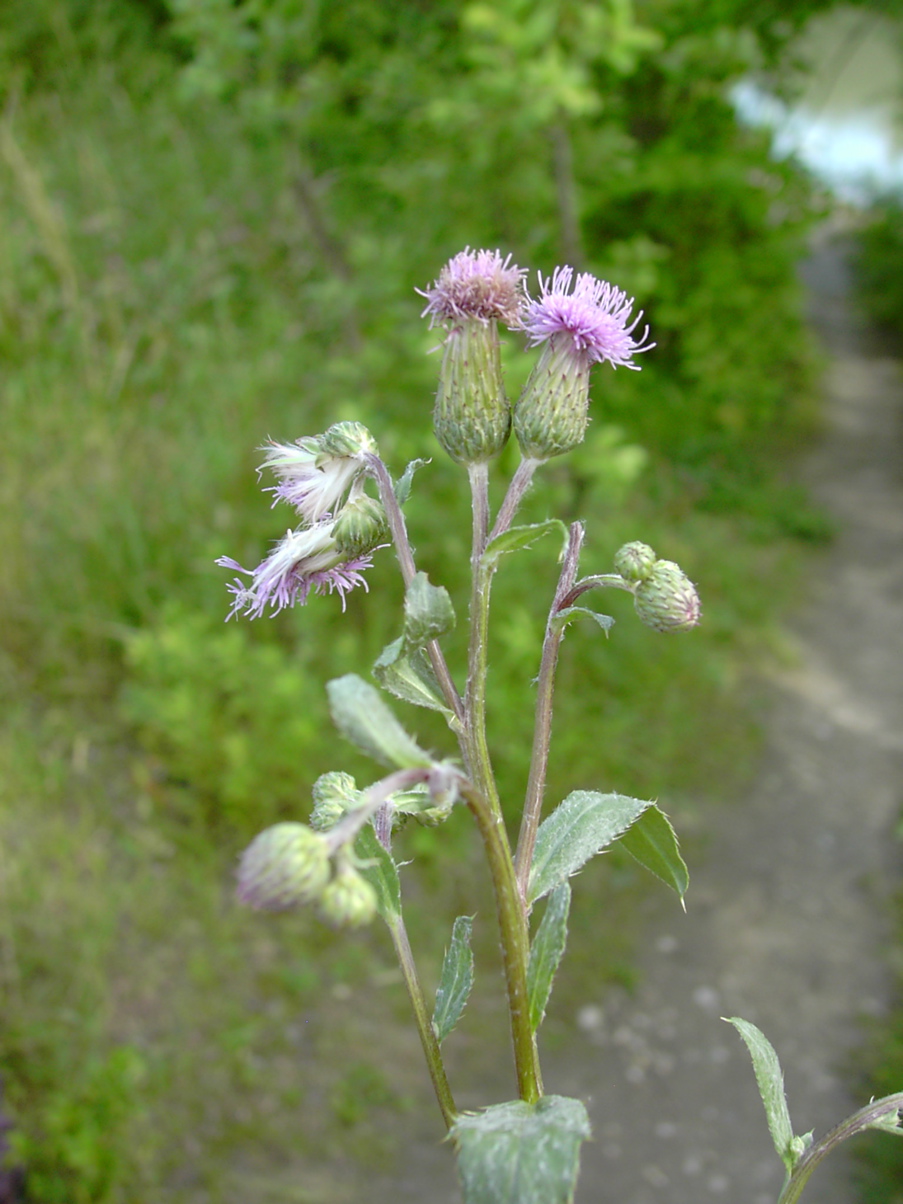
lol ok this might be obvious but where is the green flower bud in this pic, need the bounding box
[236,823,331,911]
[513,336,592,461]
[613,541,657,583]
[433,318,512,464]
[318,421,378,459]
[332,493,388,558]
[319,867,378,928]
[311,771,362,832]
[634,560,701,633]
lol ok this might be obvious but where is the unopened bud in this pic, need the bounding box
[332,494,388,558]
[236,823,331,911]
[613,541,657,583]
[311,771,362,831]
[319,866,378,928]
[318,421,378,459]
[634,560,701,632]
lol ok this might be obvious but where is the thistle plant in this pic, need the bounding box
[218,248,902,1202]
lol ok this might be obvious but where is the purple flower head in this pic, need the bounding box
[419,248,526,329]
[216,523,379,619]
[523,267,654,369]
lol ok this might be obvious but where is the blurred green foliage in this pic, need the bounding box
[855,194,903,348]
[0,0,843,1196]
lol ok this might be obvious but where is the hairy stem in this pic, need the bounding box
[488,457,540,543]
[776,1094,903,1204]
[389,914,458,1129]
[460,780,542,1104]
[514,523,585,898]
[366,454,465,727]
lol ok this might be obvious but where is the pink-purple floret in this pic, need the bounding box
[419,247,525,328]
[523,266,654,368]
[217,553,375,619]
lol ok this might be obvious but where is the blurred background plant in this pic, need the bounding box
[0,0,888,1198]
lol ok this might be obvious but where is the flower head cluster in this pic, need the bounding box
[523,267,653,368]
[217,421,386,619]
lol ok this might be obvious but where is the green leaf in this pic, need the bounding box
[528,790,653,904]
[432,915,475,1044]
[726,1018,797,1173]
[326,674,432,769]
[481,520,568,572]
[451,1095,591,1204]
[373,639,455,720]
[403,572,455,647]
[394,457,430,506]
[354,824,401,922]
[551,606,615,636]
[527,883,570,1032]
[618,804,688,902]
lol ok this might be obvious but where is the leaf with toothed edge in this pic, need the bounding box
[327,674,432,769]
[481,520,569,572]
[432,915,475,1044]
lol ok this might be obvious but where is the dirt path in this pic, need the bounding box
[358,231,903,1204]
[548,230,903,1204]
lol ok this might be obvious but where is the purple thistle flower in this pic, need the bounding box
[523,266,654,369]
[216,523,378,619]
[419,247,526,329]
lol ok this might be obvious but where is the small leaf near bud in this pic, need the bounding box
[613,541,657,583]
[236,823,331,911]
[634,560,701,632]
[319,866,378,928]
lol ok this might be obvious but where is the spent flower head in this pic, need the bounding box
[261,421,378,524]
[217,522,379,619]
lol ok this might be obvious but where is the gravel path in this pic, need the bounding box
[551,231,903,1204]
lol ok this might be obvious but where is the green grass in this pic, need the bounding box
[0,19,834,1199]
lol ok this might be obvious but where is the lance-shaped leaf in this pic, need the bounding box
[618,804,688,902]
[551,606,615,637]
[404,571,455,647]
[432,915,475,1044]
[528,791,653,904]
[354,824,401,923]
[726,1018,798,1173]
[393,457,430,506]
[327,674,432,769]
[451,1095,591,1204]
[527,883,570,1032]
[481,520,569,573]
[373,638,455,720]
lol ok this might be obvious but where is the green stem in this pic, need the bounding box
[460,780,542,1104]
[776,1094,903,1204]
[514,523,584,899]
[366,453,464,728]
[388,913,458,1129]
[488,457,539,543]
